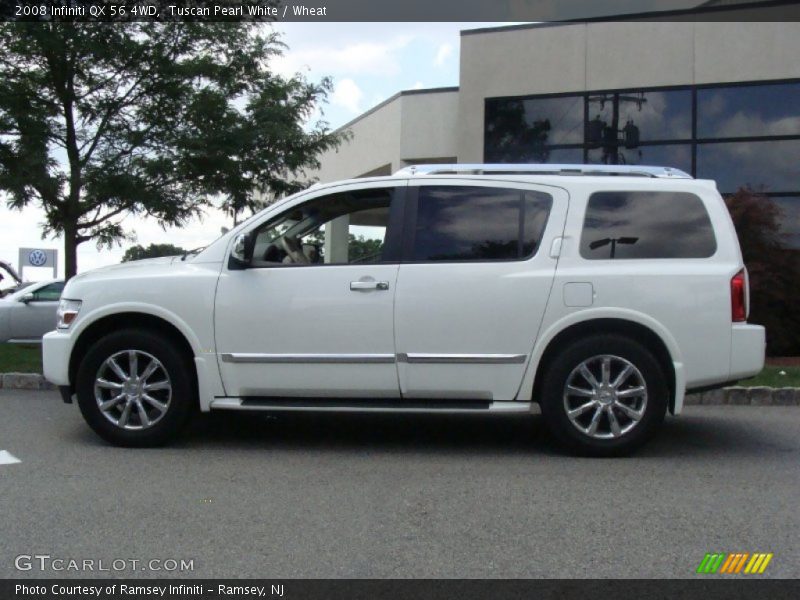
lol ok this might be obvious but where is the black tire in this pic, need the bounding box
[75,329,195,447]
[539,334,668,457]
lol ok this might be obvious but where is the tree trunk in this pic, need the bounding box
[63,223,79,281]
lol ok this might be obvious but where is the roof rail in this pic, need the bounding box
[393,163,693,179]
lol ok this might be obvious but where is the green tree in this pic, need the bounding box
[348,234,384,262]
[121,243,187,262]
[725,189,800,356]
[0,20,344,278]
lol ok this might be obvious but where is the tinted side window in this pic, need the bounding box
[581,191,717,259]
[413,186,552,262]
[250,188,398,266]
[32,282,64,301]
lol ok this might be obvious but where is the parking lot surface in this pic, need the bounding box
[1,390,798,578]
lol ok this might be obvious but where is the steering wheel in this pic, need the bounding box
[280,235,310,264]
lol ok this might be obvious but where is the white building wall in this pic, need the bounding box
[309,89,459,183]
[399,90,459,163]
[311,94,402,183]
[693,22,800,83]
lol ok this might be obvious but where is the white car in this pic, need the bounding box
[0,279,64,343]
[43,164,765,455]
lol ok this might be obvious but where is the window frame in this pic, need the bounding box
[240,185,408,269]
[401,183,554,264]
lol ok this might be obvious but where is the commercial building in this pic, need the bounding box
[311,5,800,249]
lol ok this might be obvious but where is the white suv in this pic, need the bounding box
[43,164,765,456]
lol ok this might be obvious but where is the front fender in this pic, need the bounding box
[71,302,205,356]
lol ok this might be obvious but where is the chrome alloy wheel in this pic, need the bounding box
[562,355,648,440]
[94,350,172,430]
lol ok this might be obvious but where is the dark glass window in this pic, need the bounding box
[587,89,692,143]
[543,147,585,164]
[581,191,716,259]
[587,144,692,174]
[698,83,800,139]
[696,139,800,194]
[31,282,64,301]
[483,80,800,234]
[250,188,397,266]
[413,186,552,262]
[485,95,583,162]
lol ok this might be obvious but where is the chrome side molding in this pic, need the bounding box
[397,353,528,365]
[220,353,396,364]
[221,353,529,365]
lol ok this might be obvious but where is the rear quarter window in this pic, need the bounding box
[580,191,717,259]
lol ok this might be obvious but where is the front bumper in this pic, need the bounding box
[42,330,73,387]
[730,323,766,380]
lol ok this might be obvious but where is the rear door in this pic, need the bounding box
[394,179,568,401]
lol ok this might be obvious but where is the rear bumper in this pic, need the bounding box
[730,323,766,380]
[42,330,73,387]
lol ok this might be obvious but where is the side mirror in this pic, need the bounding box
[229,233,254,269]
[21,293,34,304]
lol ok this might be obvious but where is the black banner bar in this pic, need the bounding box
[2,579,800,600]
[3,0,800,22]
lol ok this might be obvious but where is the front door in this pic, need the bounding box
[8,281,64,341]
[394,179,569,401]
[214,182,406,399]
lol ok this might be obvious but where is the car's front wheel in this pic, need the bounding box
[75,329,195,447]
[539,334,668,456]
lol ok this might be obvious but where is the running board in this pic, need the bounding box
[209,398,532,414]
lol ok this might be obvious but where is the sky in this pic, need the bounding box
[0,22,505,283]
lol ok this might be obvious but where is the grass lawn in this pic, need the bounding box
[0,342,797,387]
[0,343,42,373]
[742,366,800,388]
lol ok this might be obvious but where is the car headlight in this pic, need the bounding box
[56,299,82,330]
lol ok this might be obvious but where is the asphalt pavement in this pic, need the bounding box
[0,389,798,579]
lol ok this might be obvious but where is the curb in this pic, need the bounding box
[0,373,798,405]
[0,373,56,391]
[684,386,800,406]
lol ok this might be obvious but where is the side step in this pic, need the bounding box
[209,398,531,414]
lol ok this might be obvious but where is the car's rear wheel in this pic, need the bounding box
[539,334,668,456]
[75,329,194,447]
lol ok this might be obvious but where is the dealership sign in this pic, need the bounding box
[18,247,58,279]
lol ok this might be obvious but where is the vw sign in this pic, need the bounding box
[18,247,58,279]
[28,249,48,267]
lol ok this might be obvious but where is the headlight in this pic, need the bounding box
[56,299,82,330]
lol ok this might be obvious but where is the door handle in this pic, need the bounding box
[350,281,390,291]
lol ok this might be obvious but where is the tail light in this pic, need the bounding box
[731,269,747,322]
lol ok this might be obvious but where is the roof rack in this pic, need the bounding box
[393,163,693,179]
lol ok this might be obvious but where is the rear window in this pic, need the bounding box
[413,186,552,262]
[580,191,717,259]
